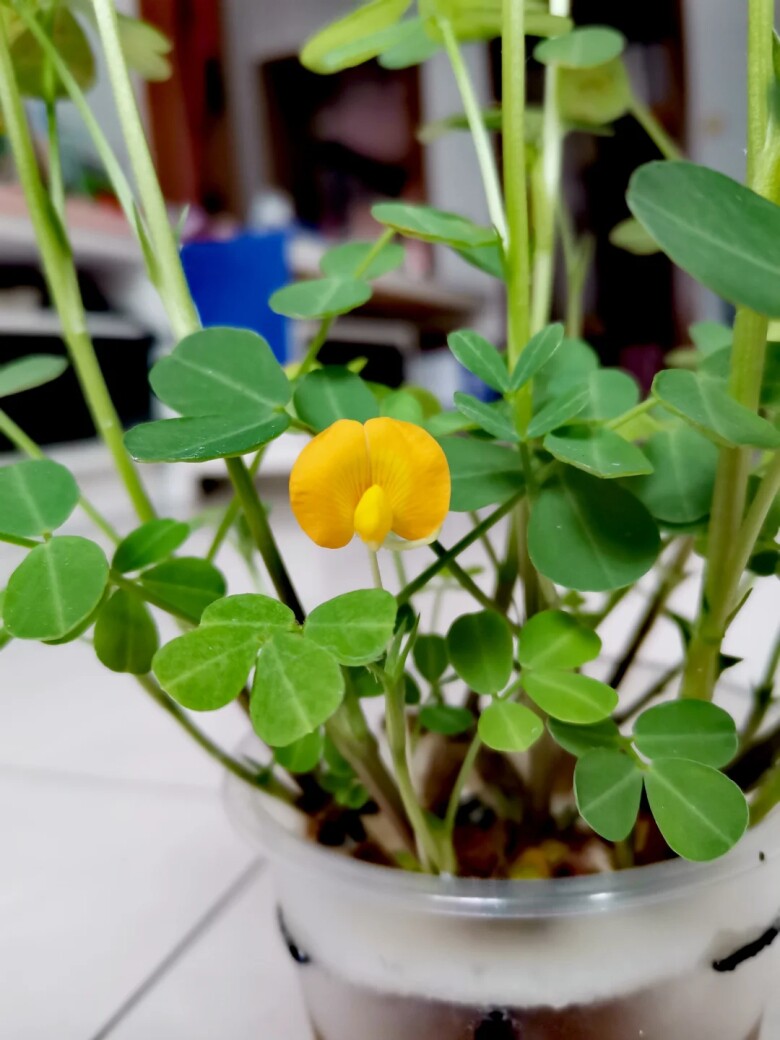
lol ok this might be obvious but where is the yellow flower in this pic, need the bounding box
[290,417,451,550]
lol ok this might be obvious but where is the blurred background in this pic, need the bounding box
[1,3,778,1039]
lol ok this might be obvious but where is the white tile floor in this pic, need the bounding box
[1,458,778,1038]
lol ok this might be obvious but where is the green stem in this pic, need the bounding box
[391,550,409,590]
[614,663,684,726]
[750,758,780,825]
[111,571,193,623]
[429,540,518,626]
[444,732,481,840]
[606,397,656,431]
[224,457,304,622]
[439,16,507,241]
[469,511,500,570]
[369,549,383,590]
[0,532,39,549]
[746,0,775,184]
[91,0,199,341]
[206,449,265,562]
[0,11,155,525]
[629,96,683,161]
[0,408,119,541]
[42,7,64,217]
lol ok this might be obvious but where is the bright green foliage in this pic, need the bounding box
[150,328,291,417]
[294,368,379,430]
[413,633,449,682]
[440,437,524,510]
[3,536,108,641]
[608,218,660,256]
[380,390,425,423]
[629,161,780,316]
[304,589,397,665]
[320,240,405,280]
[543,428,653,479]
[113,519,190,573]
[419,704,474,736]
[453,394,518,442]
[534,337,599,400]
[125,413,290,463]
[421,0,571,42]
[448,330,510,393]
[526,386,589,438]
[518,610,601,671]
[644,759,749,861]
[153,626,259,711]
[558,58,632,126]
[94,589,158,675]
[478,701,544,753]
[701,343,780,408]
[548,717,622,757]
[574,749,643,841]
[379,18,440,68]
[275,731,324,774]
[300,0,411,73]
[372,201,498,249]
[251,633,345,747]
[113,11,172,81]
[625,426,719,524]
[523,670,618,724]
[0,355,68,398]
[270,278,372,320]
[535,26,625,69]
[140,558,226,622]
[201,594,297,641]
[0,459,79,537]
[509,324,564,391]
[12,8,94,98]
[578,369,640,421]
[652,370,780,449]
[455,242,506,279]
[447,610,513,695]
[528,470,661,591]
[633,701,738,768]
[689,321,732,355]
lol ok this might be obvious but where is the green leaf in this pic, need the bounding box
[378,17,440,68]
[524,670,618,724]
[440,437,524,511]
[275,731,324,774]
[628,161,780,317]
[300,0,411,73]
[509,324,564,391]
[0,354,68,398]
[112,519,190,573]
[534,26,625,69]
[578,369,640,422]
[633,701,738,768]
[699,342,780,409]
[201,594,296,642]
[448,330,510,393]
[446,610,513,695]
[320,240,405,280]
[453,393,518,442]
[608,217,661,256]
[251,632,345,746]
[12,8,95,98]
[150,328,291,417]
[526,386,589,438]
[304,589,396,666]
[94,589,158,675]
[689,321,732,355]
[372,201,498,249]
[574,749,642,841]
[294,368,380,431]
[548,717,622,757]
[425,411,475,437]
[125,413,290,463]
[558,58,632,126]
[624,425,719,524]
[652,370,780,449]
[115,13,172,81]
[534,337,600,400]
[3,536,108,641]
[423,0,570,42]
[419,704,474,736]
[0,459,79,537]
[454,242,506,279]
[528,469,661,591]
[153,626,259,711]
[517,610,601,671]
[140,558,226,622]
[413,633,449,683]
[269,278,372,320]
[478,701,544,753]
[543,427,653,479]
[644,759,749,861]
[380,390,425,424]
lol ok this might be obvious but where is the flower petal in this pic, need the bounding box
[365,418,451,542]
[290,419,371,548]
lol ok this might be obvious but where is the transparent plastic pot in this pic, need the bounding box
[226,776,780,1040]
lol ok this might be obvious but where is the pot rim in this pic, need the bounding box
[227,773,780,919]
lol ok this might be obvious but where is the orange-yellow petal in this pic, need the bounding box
[364,417,451,542]
[289,419,371,548]
[353,485,393,550]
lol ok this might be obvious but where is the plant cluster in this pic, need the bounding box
[0,0,778,877]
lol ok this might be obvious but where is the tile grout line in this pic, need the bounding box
[88,858,266,1040]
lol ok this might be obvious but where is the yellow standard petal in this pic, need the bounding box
[353,485,393,550]
[289,419,371,548]
[365,417,451,542]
